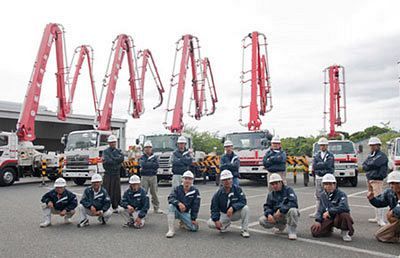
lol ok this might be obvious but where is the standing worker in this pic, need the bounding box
[171,136,193,188]
[139,141,162,214]
[309,137,335,218]
[102,134,124,212]
[363,137,389,227]
[40,178,77,227]
[263,136,287,190]
[367,171,400,243]
[78,174,113,227]
[220,140,240,186]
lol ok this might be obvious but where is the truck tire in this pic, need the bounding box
[72,178,86,186]
[350,174,358,187]
[0,167,16,186]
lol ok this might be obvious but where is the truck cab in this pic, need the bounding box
[311,140,358,186]
[387,137,400,172]
[224,131,272,181]
[139,133,205,182]
[62,130,114,185]
[0,132,18,186]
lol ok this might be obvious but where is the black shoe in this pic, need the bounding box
[124,220,135,228]
[100,216,106,225]
[77,219,89,228]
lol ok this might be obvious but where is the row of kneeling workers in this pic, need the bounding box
[39,170,400,243]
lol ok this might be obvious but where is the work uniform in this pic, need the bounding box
[41,189,78,223]
[263,149,287,190]
[103,146,124,209]
[311,188,354,237]
[171,149,193,188]
[220,152,240,186]
[139,153,160,211]
[79,186,113,223]
[208,185,249,231]
[312,150,335,201]
[369,188,400,243]
[120,187,149,227]
[259,185,299,230]
[168,185,201,231]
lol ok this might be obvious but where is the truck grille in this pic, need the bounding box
[159,156,171,168]
[66,155,89,168]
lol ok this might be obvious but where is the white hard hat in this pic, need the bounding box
[224,140,233,147]
[368,137,382,146]
[129,175,141,184]
[107,135,118,143]
[387,171,400,183]
[54,178,67,188]
[177,136,187,144]
[322,174,336,183]
[318,137,329,145]
[182,170,194,179]
[144,141,153,148]
[271,136,281,144]
[269,173,283,184]
[220,170,233,180]
[91,174,103,183]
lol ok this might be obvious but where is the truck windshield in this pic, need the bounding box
[226,132,268,150]
[66,132,98,151]
[396,139,400,156]
[313,141,355,155]
[146,135,179,152]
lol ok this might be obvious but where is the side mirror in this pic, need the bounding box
[358,145,363,154]
[99,151,103,157]
[221,137,226,144]
[61,134,67,145]
[135,138,140,145]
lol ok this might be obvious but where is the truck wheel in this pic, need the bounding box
[47,171,60,181]
[350,175,358,187]
[72,178,86,186]
[0,167,16,186]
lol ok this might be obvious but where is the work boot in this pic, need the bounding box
[377,208,387,227]
[287,226,297,240]
[77,219,89,228]
[241,230,250,238]
[272,224,286,234]
[40,220,51,228]
[368,208,378,223]
[341,230,352,242]
[309,201,319,218]
[154,208,164,214]
[98,216,106,225]
[166,214,175,238]
[220,221,231,233]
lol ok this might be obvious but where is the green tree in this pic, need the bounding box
[184,126,224,154]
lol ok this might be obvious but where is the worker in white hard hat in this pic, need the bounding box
[207,170,250,238]
[166,171,201,238]
[363,136,389,227]
[309,137,335,218]
[78,174,113,227]
[259,173,299,240]
[40,178,78,227]
[367,171,400,243]
[311,174,354,242]
[120,175,149,228]
[263,136,287,191]
[102,134,124,212]
[139,141,162,214]
[171,136,193,188]
[220,140,240,186]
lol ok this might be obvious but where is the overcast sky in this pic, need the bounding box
[1,0,399,145]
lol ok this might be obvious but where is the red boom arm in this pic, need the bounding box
[17,23,69,142]
[239,31,272,131]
